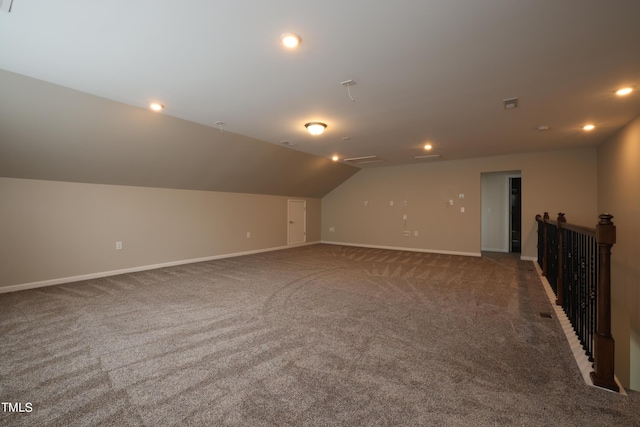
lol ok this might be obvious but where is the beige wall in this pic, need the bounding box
[0,178,321,290]
[598,114,640,391]
[322,148,598,260]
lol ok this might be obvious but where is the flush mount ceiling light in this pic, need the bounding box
[280,33,301,48]
[583,124,595,131]
[332,155,339,162]
[305,122,327,135]
[616,87,633,96]
[149,102,164,112]
[424,144,433,150]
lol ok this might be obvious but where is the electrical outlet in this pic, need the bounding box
[329,227,335,232]
[115,241,123,250]
[459,193,464,199]
[390,200,394,207]
[460,207,465,213]
[403,214,407,220]
[414,231,419,237]
[246,232,251,238]
[364,201,369,207]
[449,200,454,205]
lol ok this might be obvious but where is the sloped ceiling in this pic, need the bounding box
[1,0,640,192]
[0,70,358,197]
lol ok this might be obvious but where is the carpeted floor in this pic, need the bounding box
[1,244,639,426]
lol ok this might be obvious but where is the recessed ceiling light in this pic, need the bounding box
[305,122,327,136]
[616,87,633,96]
[280,33,301,48]
[332,155,339,162]
[424,144,433,150]
[583,124,595,131]
[149,102,164,112]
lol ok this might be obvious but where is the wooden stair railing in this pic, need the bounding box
[535,213,618,392]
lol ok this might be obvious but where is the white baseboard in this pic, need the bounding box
[481,247,508,253]
[0,241,319,294]
[321,241,481,258]
[520,255,537,261]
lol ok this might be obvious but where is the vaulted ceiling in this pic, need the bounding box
[1,1,640,195]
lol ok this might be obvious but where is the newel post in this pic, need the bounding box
[542,212,550,276]
[590,213,619,392]
[556,213,566,307]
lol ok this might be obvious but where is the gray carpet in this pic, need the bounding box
[1,244,639,426]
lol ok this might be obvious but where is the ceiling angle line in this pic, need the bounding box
[341,79,356,103]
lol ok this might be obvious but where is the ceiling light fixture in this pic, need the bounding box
[305,122,327,136]
[424,144,433,150]
[616,87,633,96]
[583,124,595,131]
[149,102,164,112]
[280,33,301,48]
[332,155,339,162]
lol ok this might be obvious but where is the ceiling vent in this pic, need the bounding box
[343,155,384,165]
[503,97,519,110]
[414,154,442,160]
[280,140,298,147]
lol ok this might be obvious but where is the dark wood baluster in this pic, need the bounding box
[556,213,565,306]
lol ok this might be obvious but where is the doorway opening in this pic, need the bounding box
[509,177,522,253]
[481,171,521,254]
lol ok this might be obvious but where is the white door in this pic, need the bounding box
[287,200,306,245]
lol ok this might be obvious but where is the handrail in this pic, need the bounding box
[535,212,618,392]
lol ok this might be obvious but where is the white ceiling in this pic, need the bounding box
[1,0,640,167]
